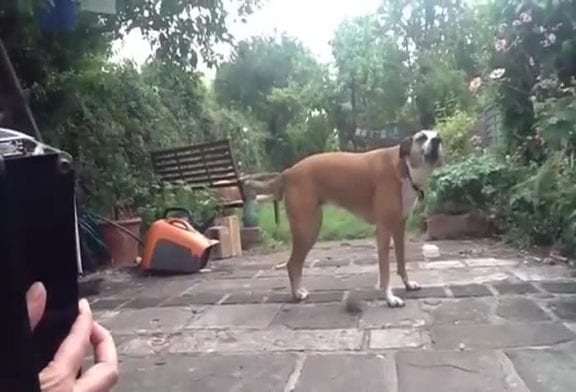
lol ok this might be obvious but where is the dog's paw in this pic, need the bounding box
[293,288,309,302]
[385,291,405,308]
[404,281,421,291]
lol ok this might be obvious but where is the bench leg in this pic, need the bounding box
[273,200,280,226]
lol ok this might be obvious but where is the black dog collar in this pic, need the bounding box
[405,165,425,201]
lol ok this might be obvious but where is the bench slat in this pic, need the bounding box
[158,173,241,185]
[153,159,235,175]
[150,140,230,157]
[151,148,232,164]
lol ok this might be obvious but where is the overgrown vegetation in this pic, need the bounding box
[2,0,576,255]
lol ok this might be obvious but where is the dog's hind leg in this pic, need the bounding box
[285,192,322,302]
[392,222,420,292]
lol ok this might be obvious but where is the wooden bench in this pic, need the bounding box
[150,139,279,224]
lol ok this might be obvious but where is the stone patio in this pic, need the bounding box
[88,238,576,391]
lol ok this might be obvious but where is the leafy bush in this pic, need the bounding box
[34,61,175,216]
[138,183,219,231]
[208,106,268,172]
[426,154,520,215]
[504,152,576,253]
[286,112,339,163]
[436,110,476,161]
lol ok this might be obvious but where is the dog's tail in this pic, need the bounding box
[243,172,284,201]
[243,173,284,225]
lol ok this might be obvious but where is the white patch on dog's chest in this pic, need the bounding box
[402,180,418,218]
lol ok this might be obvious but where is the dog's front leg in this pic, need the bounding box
[393,222,421,292]
[377,225,404,307]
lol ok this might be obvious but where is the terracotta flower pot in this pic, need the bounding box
[99,217,142,267]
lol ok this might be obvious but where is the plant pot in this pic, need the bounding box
[426,211,494,240]
[99,217,142,267]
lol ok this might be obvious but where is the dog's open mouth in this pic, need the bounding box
[425,139,442,165]
[425,151,439,164]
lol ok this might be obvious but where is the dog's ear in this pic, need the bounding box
[399,136,413,159]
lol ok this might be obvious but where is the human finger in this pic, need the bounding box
[26,281,47,331]
[51,299,93,374]
[73,323,118,392]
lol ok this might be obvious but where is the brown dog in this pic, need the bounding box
[248,130,443,307]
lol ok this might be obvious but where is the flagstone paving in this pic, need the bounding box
[88,238,576,391]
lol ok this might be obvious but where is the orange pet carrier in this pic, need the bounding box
[141,209,218,274]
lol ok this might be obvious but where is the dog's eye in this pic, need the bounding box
[416,134,428,143]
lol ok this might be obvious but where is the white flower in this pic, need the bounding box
[469,77,483,93]
[512,20,521,27]
[547,33,557,44]
[529,57,535,66]
[519,11,532,23]
[494,39,507,52]
[489,68,506,80]
[470,135,482,146]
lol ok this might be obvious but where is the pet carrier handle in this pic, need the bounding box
[166,218,196,232]
[163,207,192,220]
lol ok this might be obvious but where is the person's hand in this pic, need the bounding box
[26,282,119,392]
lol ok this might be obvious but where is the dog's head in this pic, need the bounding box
[399,129,444,169]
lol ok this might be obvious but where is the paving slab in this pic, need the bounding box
[398,286,447,299]
[540,281,576,294]
[436,267,511,286]
[306,274,376,291]
[294,354,396,392]
[123,296,166,309]
[431,322,576,349]
[91,297,130,310]
[512,266,574,282]
[315,258,351,267]
[353,255,378,265]
[273,303,358,329]
[307,290,346,303]
[167,328,364,353]
[507,343,576,392]
[418,260,465,269]
[116,353,297,392]
[450,284,493,297]
[396,350,529,392]
[492,282,539,295]
[266,291,297,304]
[369,328,431,349]
[188,304,281,329]
[101,307,197,334]
[547,299,576,321]
[464,257,518,267]
[221,291,266,305]
[192,277,289,293]
[160,291,225,306]
[120,335,171,356]
[496,298,550,322]
[422,298,491,325]
[360,300,429,328]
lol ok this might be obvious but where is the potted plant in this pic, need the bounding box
[98,170,143,267]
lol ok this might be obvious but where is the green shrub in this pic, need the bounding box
[138,183,219,231]
[504,154,576,253]
[436,110,476,161]
[426,154,521,215]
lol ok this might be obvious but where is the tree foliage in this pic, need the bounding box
[3,0,576,254]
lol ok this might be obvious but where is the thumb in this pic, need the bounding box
[26,282,47,331]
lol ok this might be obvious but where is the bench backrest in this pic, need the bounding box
[150,140,244,202]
